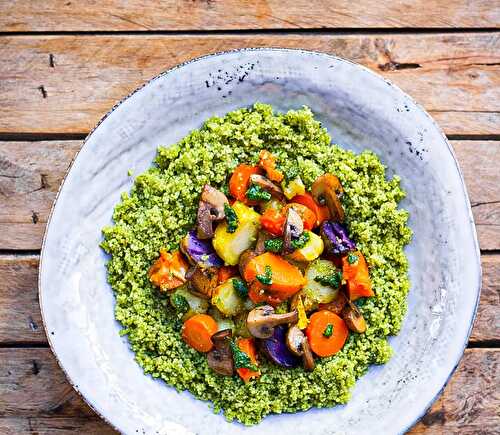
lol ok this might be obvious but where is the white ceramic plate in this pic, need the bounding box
[39,49,481,435]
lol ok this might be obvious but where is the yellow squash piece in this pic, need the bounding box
[282,176,306,200]
[289,231,324,262]
[296,295,309,330]
[212,201,261,266]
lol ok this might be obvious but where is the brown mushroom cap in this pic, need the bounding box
[207,329,234,376]
[321,292,348,315]
[255,231,273,255]
[187,265,219,299]
[238,249,257,278]
[282,207,304,254]
[196,185,229,239]
[311,174,345,222]
[247,305,299,339]
[342,301,367,333]
[249,174,285,200]
[286,325,315,371]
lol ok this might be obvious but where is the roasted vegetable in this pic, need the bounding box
[302,259,341,304]
[207,329,234,376]
[181,314,218,352]
[288,231,324,262]
[291,193,330,227]
[187,265,219,299]
[341,251,374,301]
[260,325,300,368]
[341,301,367,333]
[286,325,315,371]
[212,201,261,266]
[211,279,246,317]
[258,150,284,183]
[233,312,252,338]
[282,207,304,254]
[318,292,348,315]
[196,185,229,239]
[306,310,348,357]
[208,307,236,332]
[311,174,344,222]
[233,338,260,382]
[246,305,298,338]
[260,207,286,236]
[282,175,306,200]
[249,174,284,200]
[180,230,223,267]
[242,252,306,301]
[320,221,356,256]
[148,250,189,291]
[170,286,209,321]
[229,164,262,204]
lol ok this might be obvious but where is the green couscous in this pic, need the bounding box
[101,103,412,425]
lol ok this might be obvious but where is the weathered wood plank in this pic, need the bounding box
[0,33,499,135]
[0,348,497,433]
[0,418,116,435]
[0,0,498,31]
[1,140,498,251]
[0,254,497,345]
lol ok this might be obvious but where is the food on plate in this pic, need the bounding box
[102,104,411,425]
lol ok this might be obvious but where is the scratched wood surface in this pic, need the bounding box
[1,33,499,135]
[0,2,498,434]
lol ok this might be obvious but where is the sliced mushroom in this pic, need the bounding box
[255,231,272,255]
[207,329,234,376]
[286,325,315,371]
[249,174,285,200]
[246,305,298,339]
[196,185,229,239]
[321,292,348,315]
[238,249,257,278]
[187,265,219,299]
[341,301,367,333]
[282,207,304,254]
[311,174,345,222]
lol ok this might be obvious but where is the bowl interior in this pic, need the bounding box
[40,49,480,435]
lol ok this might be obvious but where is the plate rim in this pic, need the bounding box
[38,47,482,435]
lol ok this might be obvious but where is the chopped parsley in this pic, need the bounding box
[314,271,343,289]
[347,252,359,264]
[264,238,284,253]
[256,265,273,285]
[291,231,310,250]
[170,294,189,315]
[230,340,259,371]
[221,183,230,197]
[246,184,272,201]
[224,203,238,233]
[323,324,333,337]
[232,278,248,298]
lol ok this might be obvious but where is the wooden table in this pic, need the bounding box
[0,2,498,433]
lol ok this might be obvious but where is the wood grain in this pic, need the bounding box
[1,0,499,31]
[1,140,498,251]
[0,33,499,135]
[0,347,497,434]
[0,254,497,345]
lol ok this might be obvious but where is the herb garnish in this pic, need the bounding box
[230,340,259,371]
[284,165,299,182]
[170,294,189,315]
[291,231,310,250]
[264,238,284,253]
[232,278,249,298]
[314,271,343,289]
[246,184,272,201]
[224,203,238,233]
[347,252,359,264]
[323,324,333,337]
[256,265,273,285]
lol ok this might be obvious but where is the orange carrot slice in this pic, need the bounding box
[181,314,218,353]
[236,338,261,383]
[306,310,348,357]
